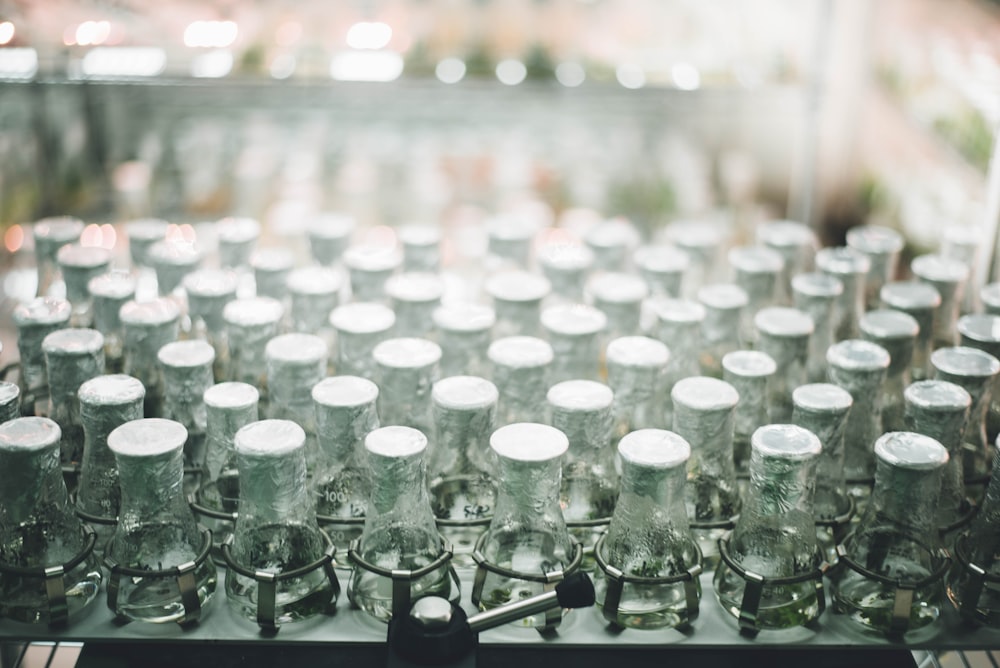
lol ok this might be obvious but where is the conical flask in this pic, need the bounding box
[223,296,284,389]
[433,304,495,379]
[697,284,748,377]
[486,271,551,339]
[308,213,355,267]
[157,340,215,471]
[815,246,870,341]
[540,303,607,384]
[594,429,702,630]
[633,244,688,299]
[880,281,941,381]
[756,219,817,302]
[32,217,83,298]
[329,302,396,379]
[0,417,102,625]
[791,272,843,383]
[88,271,136,374]
[182,269,238,379]
[587,272,648,343]
[56,244,111,328]
[845,224,904,311]
[348,426,454,623]
[487,336,553,425]
[120,298,180,417]
[13,297,71,401]
[473,423,578,629]
[605,336,670,442]
[399,224,441,272]
[859,309,918,433]
[215,217,260,269]
[538,237,595,304]
[105,418,216,624]
[715,424,824,632]
[754,306,813,422]
[386,272,444,339]
[250,247,294,302]
[911,254,968,350]
[343,243,403,303]
[41,328,105,466]
[225,420,339,628]
[723,350,776,473]
[372,338,441,435]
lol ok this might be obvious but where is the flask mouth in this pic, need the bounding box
[223,297,284,327]
[433,376,498,411]
[671,376,738,412]
[158,340,216,369]
[751,424,821,460]
[859,310,919,341]
[108,418,187,458]
[79,374,146,407]
[874,431,949,470]
[120,297,180,326]
[791,383,852,414]
[546,380,613,413]
[826,339,890,371]
[754,307,814,338]
[540,304,606,335]
[911,253,969,284]
[903,380,971,413]
[722,350,777,378]
[791,272,843,298]
[235,419,306,458]
[487,336,553,368]
[205,381,260,410]
[931,346,1000,379]
[42,328,104,356]
[0,416,61,452]
[366,425,427,458]
[490,423,567,462]
[330,302,395,334]
[373,337,442,369]
[313,376,379,408]
[606,336,669,368]
[618,429,689,469]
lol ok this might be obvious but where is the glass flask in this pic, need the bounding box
[329,302,395,379]
[940,224,981,315]
[373,337,441,435]
[932,346,1000,481]
[56,244,111,327]
[148,239,202,298]
[653,298,706,427]
[594,429,701,630]
[120,298,180,418]
[0,417,102,624]
[0,382,19,423]
[487,336,553,425]
[697,284,748,376]
[287,266,342,342]
[715,424,824,631]
[13,297,72,398]
[125,219,168,270]
[880,280,941,381]
[348,426,454,623]
[76,375,145,550]
[537,238,595,304]
[399,224,441,272]
[584,219,640,273]
[904,380,972,534]
[948,440,1000,627]
[487,215,537,270]
[486,270,551,339]
[547,380,617,553]
[433,303,495,378]
[754,306,814,423]
[88,271,136,374]
[845,224,904,311]
[633,244,689,298]
[250,247,295,302]
[195,382,259,557]
[664,220,725,297]
[33,217,84,298]
[386,272,445,339]
[474,423,577,627]
[42,328,105,466]
[792,272,843,382]
[792,383,853,556]
[428,376,498,564]
[859,309,919,433]
[911,254,969,351]
[826,339,890,486]
[343,243,403,303]
[727,245,784,339]
[816,246,870,341]
[312,376,378,554]
[225,419,338,626]
[223,296,284,388]
[723,350,776,473]
[104,418,217,623]
[540,304,607,384]
[831,432,950,636]
[605,336,670,442]
[308,213,356,267]
[265,333,327,467]
[958,314,1000,446]
[158,340,215,470]
[671,376,741,566]
[983,282,1000,316]
[215,217,260,269]
[756,219,817,303]
[587,272,648,343]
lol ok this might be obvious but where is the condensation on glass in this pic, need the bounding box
[722,350,776,473]
[859,309,919,433]
[487,336,553,425]
[41,328,105,466]
[329,301,395,379]
[792,272,843,383]
[540,303,607,384]
[880,280,941,382]
[433,303,495,379]
[372,337,441,435]
[754,306,814,423]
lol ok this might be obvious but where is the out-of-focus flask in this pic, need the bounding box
[76,375,145,550]
[183,269,238,379]
[585,219,639,273]
[148,239,202,298]
[859,309,919,433]
[792,272,843,383]
[343,243,403,303]
[487,336,553,425]
[487,215,537,270]
[158,340,215,471]
[664,220,725,297]
[33,217,83,298]
[41,329,104,466]
[399,224,441,272]
[472,423,580,630]
[250,247,295,302]
[846,224,904,311]
[932,346,1000,482]
[593,429,702,630]
[348,426,456,623]
[386,272,444,339]
[587,272,647,343]
[816,246,870,341]
[120,298,180,418]
[723,350,776,473]
[982,283,1000,316]
[124,219,168,271]
[671,376,741,566]
[756,219,817,303]
[540,303,606,384]
[56,245,111,327]
[265,333,327,467]
[958,314,1000,446]
[224,420,339,629]
[433,303,495,378]
[312,376,378,554]
[329,302,395,378]
[538,238,594,304]
[215,217,260,269]
[827,339,890,487]
[715,424,825,633]
[633,244,688,298]
[88,272,136,374]
[105,418,216,624]
[911,254,968,351]
[308,213,355,267]
[697,284,747,376]
[486,270,551,339]
[940,224,982,315]
[605,336,669,442]
[223,296,284,388]
[428,376,498,565]
[13,297,71,401]
[287,266,341,342]
[754,306,814,423]
[0,383,20,423]
[373,338,441,434]
[0,417,102,625]
[831,432,951,637]
[727,245,784,341]
[653,299,705,427]
[880,281,941,381]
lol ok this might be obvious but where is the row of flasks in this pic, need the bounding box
[1,212,999,639]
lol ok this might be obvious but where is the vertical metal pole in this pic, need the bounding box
[981,123,1000,285]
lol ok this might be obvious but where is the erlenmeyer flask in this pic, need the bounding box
[433,303,495,378]
[605,336,670,442]
[487,336,553,425]
[120,298,180,417]
[88,271,136,374]
[56,244,111,327]
[13,297,71,402]
[308,213,355,267]
[880,280,941,381]
[329,302,396,379]
[845,224,904,311]
[32,217,83,298]
[157,340,215,471]
[859,309,918,433]
[41,328,105,466]
[373,337,441,435]
[723,350,776,473]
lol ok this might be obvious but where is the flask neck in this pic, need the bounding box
[0,445,71,527]
[116,448,189,522]
[236,449,314,526]
[862,461,942,540]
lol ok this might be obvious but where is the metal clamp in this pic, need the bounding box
[187,492,239,523]
[718,533,828,638]
[220,529,340,634]
[814,495,856,547]
[470,532,584,633]
[689,515,738,531]
[592,532,702,629]
[103,526,213,627]
[347,535,459,622]
[834,539,950,637]
[947,532,999,627]
[0,524,97,628]
[938,498,979,536]
[75,506,118,526]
